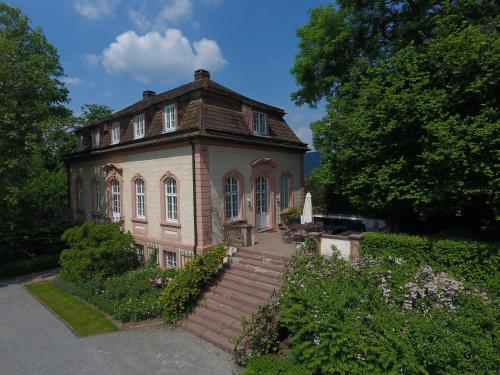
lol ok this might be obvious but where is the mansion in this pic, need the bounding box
[66,70,308,268]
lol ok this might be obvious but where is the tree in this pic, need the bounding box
[0,3,69,211]
[292,1,499,234]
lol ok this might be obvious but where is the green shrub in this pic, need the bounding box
[55,267,177,322]
[233,297,281,366]
[59,221,139,283]
[0,254,59,279]
[241,355,311,375]
[361,232,499,287]
[159,244,226,324]
[361,232,431,261]
[281,207,301,225]
[279,242,497,374]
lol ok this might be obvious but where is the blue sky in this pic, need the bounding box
[9,0,329,148]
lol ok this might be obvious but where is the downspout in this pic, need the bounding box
[189,138,198,255]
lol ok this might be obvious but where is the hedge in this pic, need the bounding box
[361,232,499,287]
[159,244,226,324]
[241,355,311,375]
[0,254,60,279]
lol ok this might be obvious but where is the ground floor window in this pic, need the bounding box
[164,251,177,268]
[136,244,145,262]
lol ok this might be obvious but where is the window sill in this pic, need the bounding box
[131,217,148,224]
[160,221,181,228]
[162,128,176,134]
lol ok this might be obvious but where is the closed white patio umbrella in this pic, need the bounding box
[301,192,313,224]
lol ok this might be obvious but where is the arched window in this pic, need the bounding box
[225,176,240,219]
[135,179,145,218]
[111,180,121,222]
[280,174,291,210]
[77,179,84,210]
[165,177,177,221]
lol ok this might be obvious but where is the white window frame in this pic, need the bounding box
[135,179,145,218]
[225,176,240,220]
[111,180,121,222]
[165,251,177,268]
[111,122,120,144]
[280,175,290,210]
[78,179,84,210]
[94,181,101,212]
[164,104,175,132]
[252,111,267,135]
[91,127,100,148]
[134,114,145,140]
[77,134,84,151]
[136,244,145,262]
[165,177,177,221]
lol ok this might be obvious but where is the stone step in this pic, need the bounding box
[229,263,283,281]
[223,273,278,294]
[195,306,243,331]
[202,298,251,322]
[183,320,233,352]
[218,280,271,300]
[187,312,240,339]
[225,268,282,288]
[235,249,289,265]
[205,291,257,315]
[212,285,267,307]
[231,256,286,272]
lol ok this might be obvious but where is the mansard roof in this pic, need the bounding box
[70,71,308,158]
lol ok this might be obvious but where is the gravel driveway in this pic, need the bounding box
[0,279,239,375]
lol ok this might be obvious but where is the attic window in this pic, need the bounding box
[134,114,145,139]
[252,111,267,136]
[76,134,84,151]
[91,128,100,148]
[164,104,175,132]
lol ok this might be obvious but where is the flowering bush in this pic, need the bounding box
[159,244,226,324]
[362,232,499,288]
[278,239,497,374]
[56,266,177,322]
[233,296,281,366]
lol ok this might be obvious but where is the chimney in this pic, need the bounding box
[194,69,210,81]
[142,90,156,99]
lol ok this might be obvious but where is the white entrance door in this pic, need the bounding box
[255,176,269,229]
[111,180,121,222]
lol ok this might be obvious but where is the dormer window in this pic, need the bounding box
[91,128,100,148]
[111,122,120,144]
[164,104,175,132]
[76,134,84,151]
[134,114,145,139]
[252,111,267,135]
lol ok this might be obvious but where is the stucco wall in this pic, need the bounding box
[208,144,304,236]
[69,145,195,249]
[320,235,351,260]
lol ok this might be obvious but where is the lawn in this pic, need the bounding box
[26,280,118,336]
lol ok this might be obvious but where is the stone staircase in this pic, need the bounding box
[181,248,288,351]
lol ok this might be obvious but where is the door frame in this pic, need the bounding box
[251,158,277,231]
[255,176,269,229]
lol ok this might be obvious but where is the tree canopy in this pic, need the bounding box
[292,1,499,234]
[0,3,114,266]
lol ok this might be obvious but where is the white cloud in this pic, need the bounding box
[74,0,119,20]
[101,28,226,83]
[160,0,192,23]
[84,53,100,66]
[128,0,193,32]
[296,126,313,148]
[62,76,84,85]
